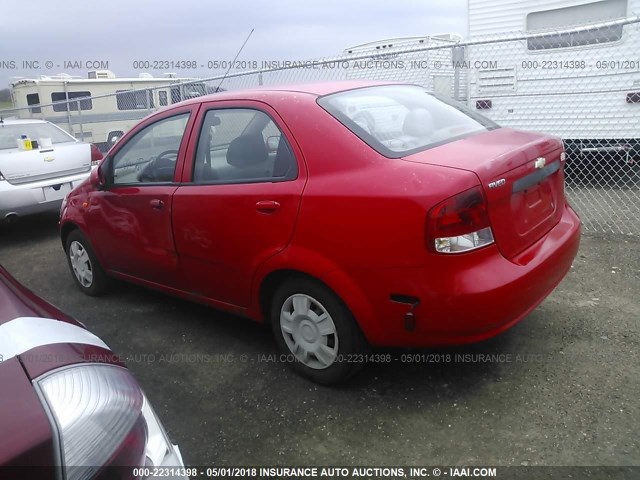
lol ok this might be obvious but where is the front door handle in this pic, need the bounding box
[150,199,164,210]
[255,200,280,213]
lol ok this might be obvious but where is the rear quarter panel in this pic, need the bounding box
[270,95,481,268]
[249,95,479,324]
[0,265,78,326]
[0,358,55,467]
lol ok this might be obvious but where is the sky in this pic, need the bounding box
[0,0,467,88]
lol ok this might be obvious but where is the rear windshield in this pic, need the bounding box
[317,85,498,158]
[0,123,75,150]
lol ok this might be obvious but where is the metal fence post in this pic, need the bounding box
[77,100,84,141]
[452,45,465,101]
[63,81,73,134]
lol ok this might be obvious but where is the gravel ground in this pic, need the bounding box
[566,184,640,236]
[0,211,638,471]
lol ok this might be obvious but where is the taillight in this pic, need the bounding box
[90,144,103,166]
[36,364,146,479]
[35,363,184,478]
[427,186,495,253]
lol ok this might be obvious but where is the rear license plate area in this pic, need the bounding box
[43,182,72,202]
[515,183,555,235]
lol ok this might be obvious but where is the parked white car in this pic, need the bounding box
[0,118,102,222]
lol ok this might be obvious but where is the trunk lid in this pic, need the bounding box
[0,264,80,326]
[0,142,91,185]
[403,128,566,259]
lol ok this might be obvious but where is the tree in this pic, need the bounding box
[0,88,11,103]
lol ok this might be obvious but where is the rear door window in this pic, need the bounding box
[192,108,297,184]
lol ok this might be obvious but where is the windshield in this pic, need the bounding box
[317,85,499,158]
[0,122,75,150]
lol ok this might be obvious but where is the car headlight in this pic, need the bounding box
[35,364,181,480]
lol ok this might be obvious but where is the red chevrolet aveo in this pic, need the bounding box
[60,82,581,384]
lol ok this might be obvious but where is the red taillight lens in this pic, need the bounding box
[91,144,104,166]
[427,186,495,253]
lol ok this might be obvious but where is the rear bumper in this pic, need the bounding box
[0,170,90,220]
[348,204,581,347]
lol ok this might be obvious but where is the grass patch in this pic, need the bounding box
[0,101,13,111]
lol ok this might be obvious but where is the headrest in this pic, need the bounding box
[227,134,268,167]
[273,138,295,177]
[402,108,434,137]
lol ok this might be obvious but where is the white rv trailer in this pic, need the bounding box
[343,34,468,100]
[8,71,207,151]
[466,0,640,172]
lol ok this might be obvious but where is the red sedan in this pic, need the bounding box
[0,264,185,477]
[60,82,581,384]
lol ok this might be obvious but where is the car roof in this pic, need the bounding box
[0,118,48,126]
[179,80,401,106]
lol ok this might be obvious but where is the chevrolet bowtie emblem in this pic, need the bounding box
[534,157,546,169]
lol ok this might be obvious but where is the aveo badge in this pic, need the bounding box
[488,178,506,189]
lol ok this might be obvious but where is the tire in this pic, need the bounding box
[270,276,368,385]
[65,230,110,296]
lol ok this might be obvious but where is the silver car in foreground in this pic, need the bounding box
[0,118,102,222]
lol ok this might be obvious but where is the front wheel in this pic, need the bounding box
[270,277,368,384]
[65,230,110,296]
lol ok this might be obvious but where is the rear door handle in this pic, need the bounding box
[150,199,164,210]
[255,200,280,213]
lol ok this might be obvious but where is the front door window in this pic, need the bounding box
[112,113,190,185]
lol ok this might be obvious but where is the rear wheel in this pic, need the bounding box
[270,277,368,384]
[65,230,109,296]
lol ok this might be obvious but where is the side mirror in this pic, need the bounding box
[90,164,106,189]
[266,136,280,152]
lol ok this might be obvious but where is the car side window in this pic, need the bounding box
[112,113,190,185]
[193,108,298,184]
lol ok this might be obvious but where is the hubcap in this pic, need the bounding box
[280,294,338,370]
[69,241,93,288]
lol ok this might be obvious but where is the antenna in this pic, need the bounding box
[215,28,254,93]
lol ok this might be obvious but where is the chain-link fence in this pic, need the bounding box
[1,15,639,235]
